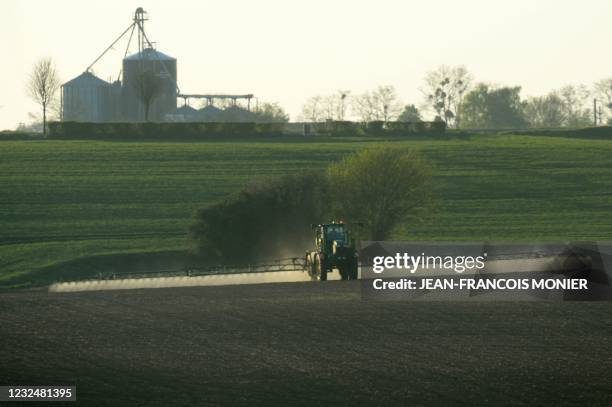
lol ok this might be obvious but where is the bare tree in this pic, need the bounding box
[27,58,60,135]
[132,69,163,121]
[321,95,338,121]
[522,93,567,128]
[337,90,351,121]
[421,65,472,128]
[374,86,402,122]
[301,96,325,122]
[302,91,352,122]
[353,86,402,122]
[593,78,612,124]
[352,92,377,122]
[559,85,592,127]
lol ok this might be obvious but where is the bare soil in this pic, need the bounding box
[1,281,611,406]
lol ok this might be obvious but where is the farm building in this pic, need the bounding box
[61,72,121,122]
[61,47,177,122]
[60,8,253,123]
[121,48,177,122]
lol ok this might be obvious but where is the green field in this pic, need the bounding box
[1,134,612,288]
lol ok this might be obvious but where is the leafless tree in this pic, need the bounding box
[336,90,351,121]
[522,93,567,128]
[301,96,325,122]
[27,58,60,135]
[559,85,592,127]
[353,86,402,122]
[375,86,402,122]
[302,90,352,122]
[321,95,338,121]
[421,65,472,128]
[593,78,612,124]
[132,69,163,121]
[352,92,377,122]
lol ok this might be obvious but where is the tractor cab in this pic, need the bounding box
[307,221,358,281]
[315,222,349,253]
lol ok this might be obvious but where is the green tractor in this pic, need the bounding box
[305,221,359,281]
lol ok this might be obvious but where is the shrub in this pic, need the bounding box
[189,173,330,264]
[328,146,433,240]
[430,121,447,133]
[254,122,285,135]
[365,121,385,135]
[0,130,42,140]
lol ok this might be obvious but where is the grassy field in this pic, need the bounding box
[1,133,612,287]
[1,282,611,406]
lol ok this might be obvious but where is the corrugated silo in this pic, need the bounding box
[61,72,112,122]
[122,47,177,121]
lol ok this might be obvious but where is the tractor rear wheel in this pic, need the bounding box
[348,259,358,280]
[316,254,327,281]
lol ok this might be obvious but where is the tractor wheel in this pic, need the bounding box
[316,254,327,281]
[305,253,316,281]
[348,260,358,280]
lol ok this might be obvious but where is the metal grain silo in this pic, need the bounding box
[61,72,112,122]
[122,47,177,121]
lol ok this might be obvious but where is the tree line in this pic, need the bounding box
[300,65,612,129]
[26,58,612,134]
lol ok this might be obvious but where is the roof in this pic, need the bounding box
[124,47,175,61]
[63,71,110,88]
[199,105,223,113]
[177,105,198,114]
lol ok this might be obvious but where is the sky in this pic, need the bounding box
[1,0,611,129]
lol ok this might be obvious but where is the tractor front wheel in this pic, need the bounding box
[305,253,317,281]
[339,266,348,280]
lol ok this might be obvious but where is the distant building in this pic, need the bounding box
[61,47,177,122]
[59,8,253,123]
[172,104,199,121]
[122,48,177,122]
[61,72,120,122]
